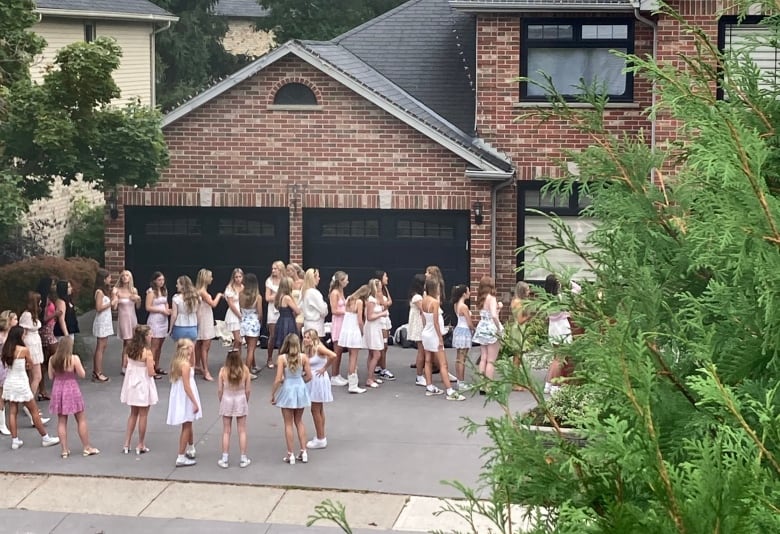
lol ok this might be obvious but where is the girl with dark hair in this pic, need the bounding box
[145,271,170,378]
[472,276,503,383]
[19,291,45,399]
[409,274,427,386]
[36,277,58,400]
[373,270,395,381]
[92,269,116,382]
[239,273,263,378]
[53,280,79,341]
[420,280,465,401]
[451,284,474,389]
[2,325,60,449]
[120,325,158,455]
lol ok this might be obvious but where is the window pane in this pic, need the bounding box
[528,24,573,40]
[526,48,627,96]
[582,24,628,40]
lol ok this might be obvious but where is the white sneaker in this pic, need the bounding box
[448,372,458,382]
[38,416,51,426]
[239,456,251,468]
[446,391,467,402]
[458,382,473,391]
[11,438,23,450]
[543,382,552,394]
[41,435,60,447]
[297,450,308,463]
[217,458,229,469]
[331,375,348,387]
[415,375,427,387]
[185,444,196,459]
[425,386,444,396]
[306,438,327,449]
[176,457,196,467]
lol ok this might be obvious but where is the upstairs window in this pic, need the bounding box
[719,16,779,97]
[84,22,96,43]
[273,82,318,106]
[521,19,634,102]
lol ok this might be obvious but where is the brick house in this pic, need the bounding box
[105,0,770,325]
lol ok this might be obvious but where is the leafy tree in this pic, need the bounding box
[152,0,254,111]
[0,0,169,245]
[257,0,406,43]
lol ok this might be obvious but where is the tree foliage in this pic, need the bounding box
[439,3,780,534]
[152,0,254,111]
[0,0,169,243]
[257,0,406,43]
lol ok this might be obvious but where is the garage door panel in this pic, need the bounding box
[303,208,469,328]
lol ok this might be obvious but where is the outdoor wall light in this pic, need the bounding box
[473,202,484,225]
[287,183,300,213]
[108,193,118,220]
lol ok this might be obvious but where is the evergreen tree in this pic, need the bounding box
[152,0,253,111]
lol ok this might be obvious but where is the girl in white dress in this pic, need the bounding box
[303,329,335,450]
[338,284,371,394]
[363,279,389,389]
[195,269,222,382]
[167,339,201,467]
[301,269,328,337]
[265,261,285,369]
[145,272,170,378]
[421,279,465,401]
[19,292,45,399]
[328,271,349,386]
[373,270,395,381]
[120,325,158,455]
[223,268,244,354]
[408,274,426,387]
[92,269,116,383]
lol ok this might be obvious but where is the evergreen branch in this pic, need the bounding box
[705,364,780,476]
[645,340,698,407]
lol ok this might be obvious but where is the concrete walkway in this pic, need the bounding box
[1,315,540,532]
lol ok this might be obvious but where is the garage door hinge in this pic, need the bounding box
[128,234,132,246]
[465,239,469,251]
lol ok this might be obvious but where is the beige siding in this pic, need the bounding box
[523,216,598,281]
[31,18,153,106]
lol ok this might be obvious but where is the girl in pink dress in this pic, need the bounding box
[328,271,348,386]
[145,272,170,378]
[120,325,158,454]
[115,270,141,374]
[217,349,251,468]
[48,337,99,458]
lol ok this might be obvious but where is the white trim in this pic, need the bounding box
[36,8,179,23]
[162,42,512,173]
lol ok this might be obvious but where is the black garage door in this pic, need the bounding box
[303,208,470,328]
[125,206,290,321]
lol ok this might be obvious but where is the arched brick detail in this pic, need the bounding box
[268,77,322,106]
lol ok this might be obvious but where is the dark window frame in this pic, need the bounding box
[273,82,318,106]
[520,17,635,102]
[717,15,771,101]
[84,22,96,43]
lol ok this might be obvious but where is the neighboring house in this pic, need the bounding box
[215,0,274,57]
[26,0,177,256]
[104,0,769,324]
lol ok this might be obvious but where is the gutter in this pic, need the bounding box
[490,173,516,279]
[35,9,179,23]
[633,5,658,168]
[151,21,174,108]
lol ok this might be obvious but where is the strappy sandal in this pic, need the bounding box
[266,359,275,369]
[37,393,50,401]
[154,369,167,375]
[61,450,70,459]
[91,371,110,383]
[83,447,100,457]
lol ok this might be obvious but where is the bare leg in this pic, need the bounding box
[483,342,500,380]
[124,406,139,448]
[311,402,325,439]
[137,406,149,449]
[293,408,307,452]
[456,349,468,382]
[122,339,130,370]
[366,349,381,386]
[74,411,91,449]
[201,339,213,380]
[39,344,53,397]
[151,338,164,372]
[57,414,69,454]
[347,348,359,375]
[331,344,344,376]
[478,345,489,375]
[237,415,248,456]
[378,329,389,369]
[266,324,276,366]
[282,408,294,455]
[435,350,454,390]
[221,416,232,454]
[93,337,108,378]
[28,364,42,397]
[178,422,193,455]
[415,341,425,377]
[246,337,258,371]
[25,399,48,436]
[8,403,18,438]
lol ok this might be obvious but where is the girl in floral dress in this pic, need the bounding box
[451,284,474,390]
[239,274,263,378]
[48,337,99,458]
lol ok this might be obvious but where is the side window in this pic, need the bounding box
[273,83,318,106]
[719,16,778,97]
[521,19,634,101]
[84,22,96,43]
[321,220,379,238]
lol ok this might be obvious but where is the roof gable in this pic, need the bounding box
[162,41,511,174]
[333,0,477,135]
[35,0,177,21]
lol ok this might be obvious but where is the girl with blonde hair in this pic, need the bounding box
[270,333,312,464]
[169,276,200,342]
[327,271,349,386]
[338,284,371,393]
[303,329,335,450]
[120,325,158,454]
[363,279,389,389]
[195,269,222,381]
[301,269,328,337]
[265,261,286,368]
[287,263,305,332]
[49,337,99,458]
[472,276,503,383]
[115,270,141,374]
[217,349,251,468]
[239,273,263,378]
[223,268,244,353]
[421,279,465,401]
[167,338,201,467]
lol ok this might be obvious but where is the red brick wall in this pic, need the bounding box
[105,56,499,299]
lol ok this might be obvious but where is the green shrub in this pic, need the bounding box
[64,197,105,264]
[0,256,99,314]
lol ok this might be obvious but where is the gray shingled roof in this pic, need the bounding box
[35,0,176,18]
[214,0,269,18]
[333,0,477,135]
[449,0,634,10]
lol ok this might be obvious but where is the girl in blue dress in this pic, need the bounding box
[270,333,311,465]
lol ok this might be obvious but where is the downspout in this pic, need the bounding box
[151,21,173,108]
[633,5,658,159]
[490,175,514,280]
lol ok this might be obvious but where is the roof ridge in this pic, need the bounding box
[331,0,425,43]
